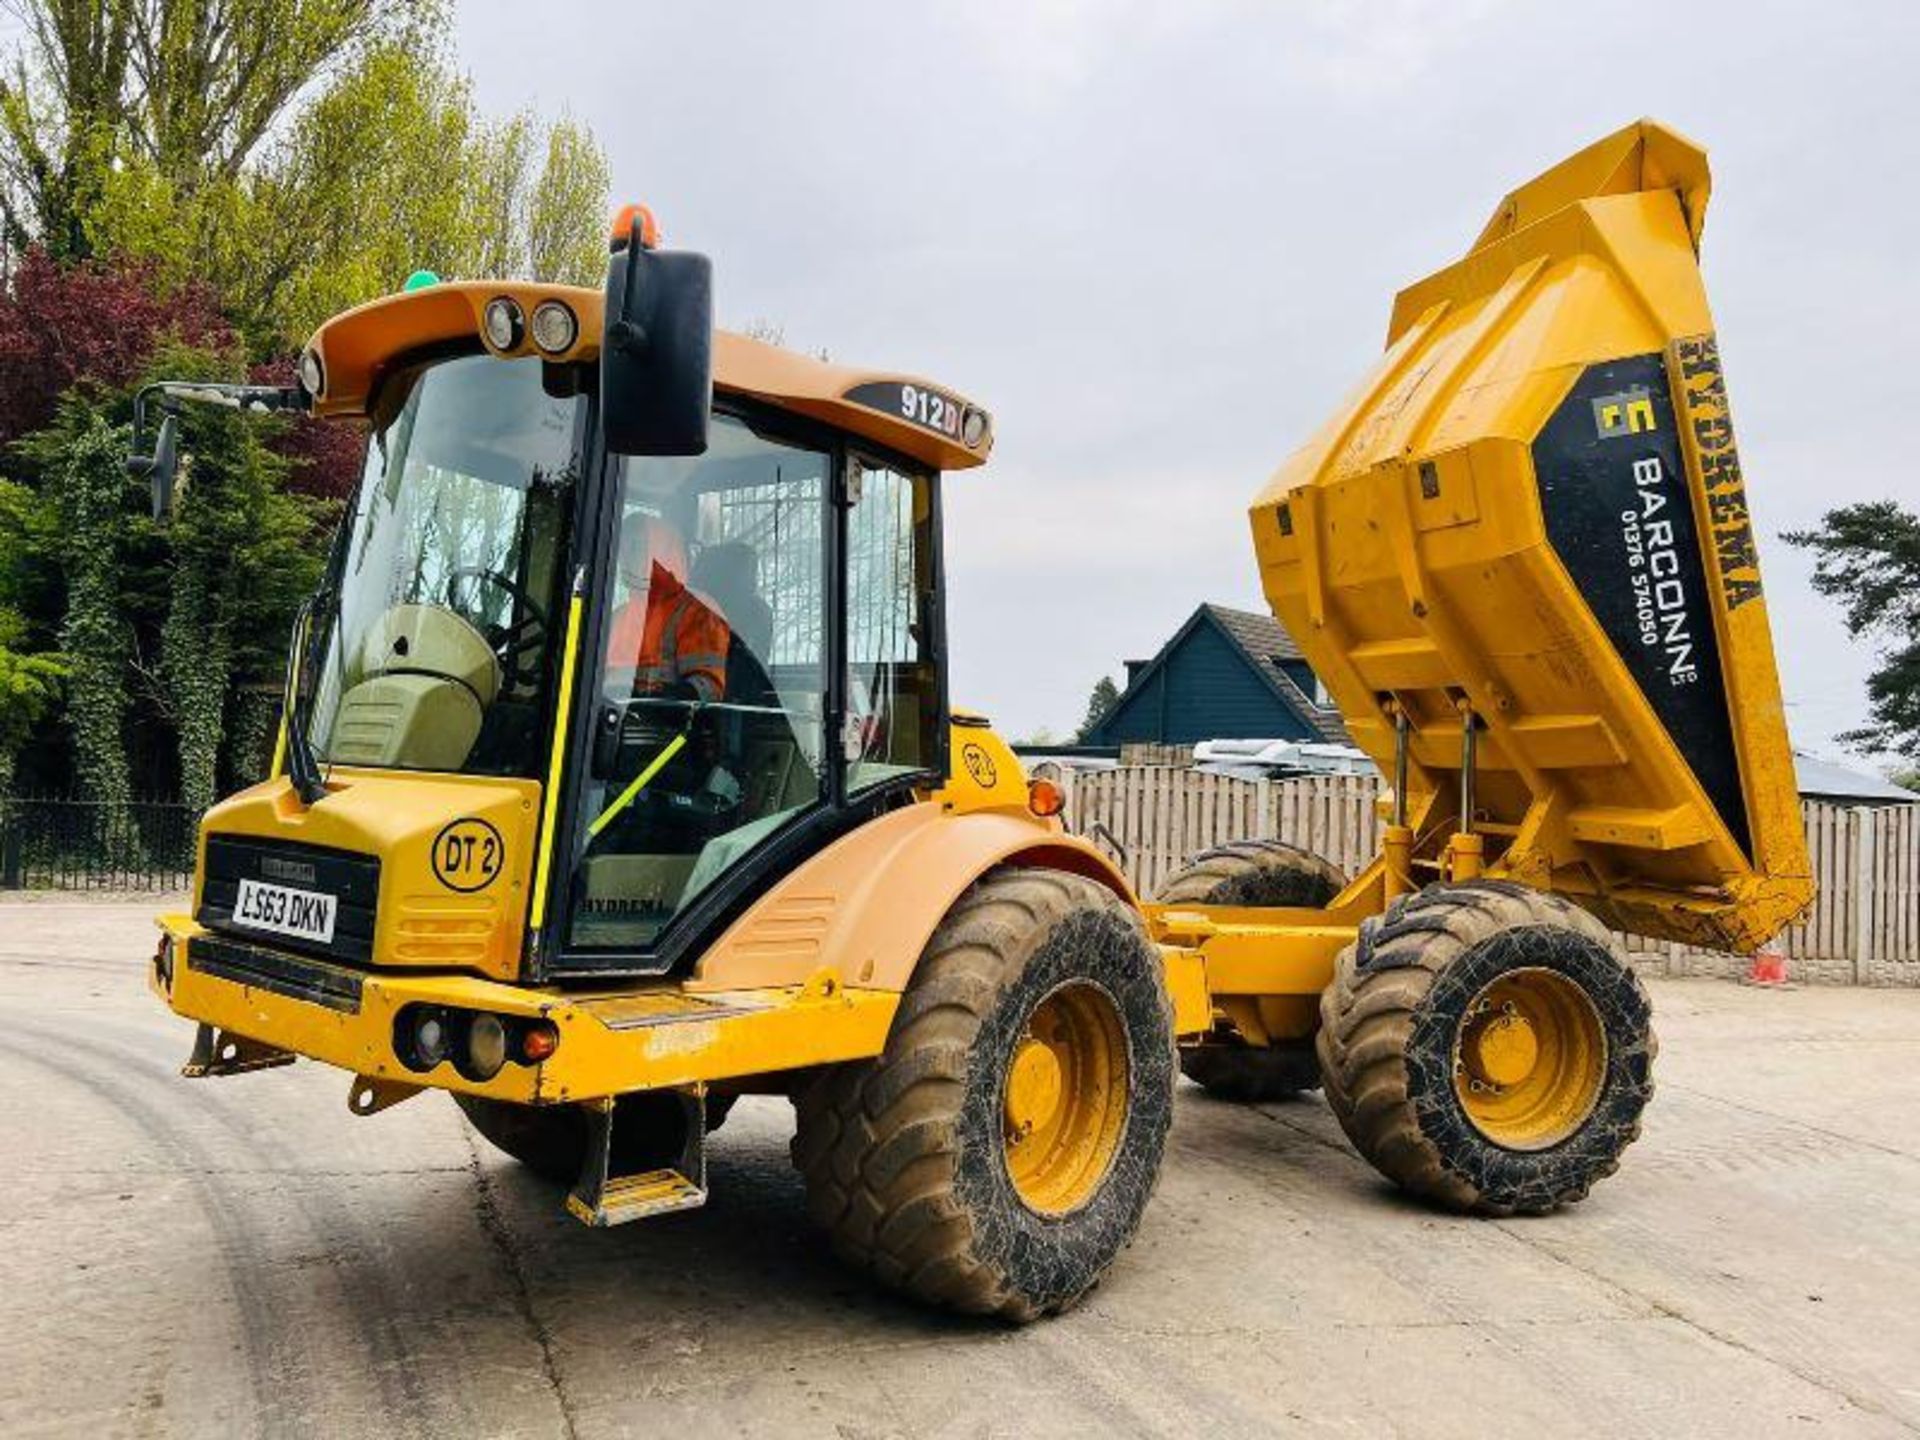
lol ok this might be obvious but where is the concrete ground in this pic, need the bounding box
[2,899,1917,1440]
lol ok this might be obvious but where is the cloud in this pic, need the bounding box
[456,0,1920,759]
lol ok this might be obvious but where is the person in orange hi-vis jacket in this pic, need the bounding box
[603,513,729,702]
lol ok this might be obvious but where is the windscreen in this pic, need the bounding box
[307,353,579,778]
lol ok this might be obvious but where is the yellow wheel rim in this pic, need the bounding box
[1453,967,1607,1151]
[1002,983,1130,1215]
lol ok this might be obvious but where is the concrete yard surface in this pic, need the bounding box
[3,898,1917,1439]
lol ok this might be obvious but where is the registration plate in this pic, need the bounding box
[232,877,337,945]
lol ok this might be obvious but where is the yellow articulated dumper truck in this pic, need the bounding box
[134,119,1809,1320]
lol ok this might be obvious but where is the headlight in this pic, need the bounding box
[463,1012,509,1081]
[406,1006,452,1070]
[530,301,578,355]
[961,407,989,448]
[297,347,324,399]
[483,297,525,351]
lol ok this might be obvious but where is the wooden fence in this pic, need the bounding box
[1037,765,1920,986]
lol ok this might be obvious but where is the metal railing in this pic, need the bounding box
[0,795,198,892]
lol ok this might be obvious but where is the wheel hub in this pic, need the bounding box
[1466,1011,1539,1088]
[1001,983,1130,1216]
[1005,1037,1065,1138]
[1453,967,1607,1151]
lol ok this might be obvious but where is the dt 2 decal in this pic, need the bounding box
[961,743,999,790]
[1532,353,1751,858]
[432,817,504,893]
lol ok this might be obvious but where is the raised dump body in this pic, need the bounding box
[1249,119,1811,954]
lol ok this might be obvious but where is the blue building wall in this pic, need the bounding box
[1091,619,1314,746]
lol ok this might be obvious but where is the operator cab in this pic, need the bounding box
[155,224,994,982]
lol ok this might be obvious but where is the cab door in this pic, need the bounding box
[546,408,834,974]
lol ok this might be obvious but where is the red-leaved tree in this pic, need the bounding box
[0,248,234,447]
[248,357,365,501]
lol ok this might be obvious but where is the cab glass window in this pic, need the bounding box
[566,413,829,950]
[846,459,941,792]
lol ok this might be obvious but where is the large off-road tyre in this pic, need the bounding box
[1156,839,1346,1101]
[1155,838,1346,910]
[456,1092,736,1185]
[1317,880,1655,1216]
[791,868,1176,1322]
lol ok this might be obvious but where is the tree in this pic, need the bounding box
[1075,675,1121,742]
[0,481,64,794]
[1784,501,1920,761]
[0,245,230,446]
[10,402,145,847]
[0,0,432,259]
[527,118,612,286]
[3,3,611,352]
[0,0,611,814]
[182,41,610,346]
[0,622,64,793]
[3,336,328,808]
[137,342,331,809]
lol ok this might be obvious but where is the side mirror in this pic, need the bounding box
[127,412,180,521]
[600,214,712,457]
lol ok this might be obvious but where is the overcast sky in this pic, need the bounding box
[471,4,1913,758]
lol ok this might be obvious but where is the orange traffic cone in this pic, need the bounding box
[1742,946,1791,988]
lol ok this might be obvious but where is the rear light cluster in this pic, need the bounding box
[395,1004,559,1082]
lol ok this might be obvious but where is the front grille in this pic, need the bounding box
[199,834,381,963]
[187,934,365,1013]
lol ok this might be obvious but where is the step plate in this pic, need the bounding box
[567,1168,707,1227]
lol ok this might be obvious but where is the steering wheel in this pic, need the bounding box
[445,567,551,691]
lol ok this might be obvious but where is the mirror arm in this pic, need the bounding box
[129,381,304,460]
[605,216,650,357]
[127,384,171,472]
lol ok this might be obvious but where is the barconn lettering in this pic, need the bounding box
[1621,455,1697,685]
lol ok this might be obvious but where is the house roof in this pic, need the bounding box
[1103,603,1351,747]
[1793,752,1919,805]
[1203,605,1352,745]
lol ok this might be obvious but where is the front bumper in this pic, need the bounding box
[151,914,898,1105]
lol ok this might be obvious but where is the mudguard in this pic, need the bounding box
[689,801,1134,993]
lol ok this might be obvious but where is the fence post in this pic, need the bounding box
[1853,807,1876,985]
[0,816,18,889]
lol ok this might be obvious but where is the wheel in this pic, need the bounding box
[1156,839,1346,1100]
[456,1092,736,1184]
[1316,879,1655,1215]
[1155,838,1346,910]
[791,868,1175,1321]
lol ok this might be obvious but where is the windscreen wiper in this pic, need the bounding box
[281,595,327,806]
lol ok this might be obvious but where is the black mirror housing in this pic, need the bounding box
[127,412,180,521]
[600,232,712,457]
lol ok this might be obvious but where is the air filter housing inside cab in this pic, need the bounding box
[1250,119,1811,953]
